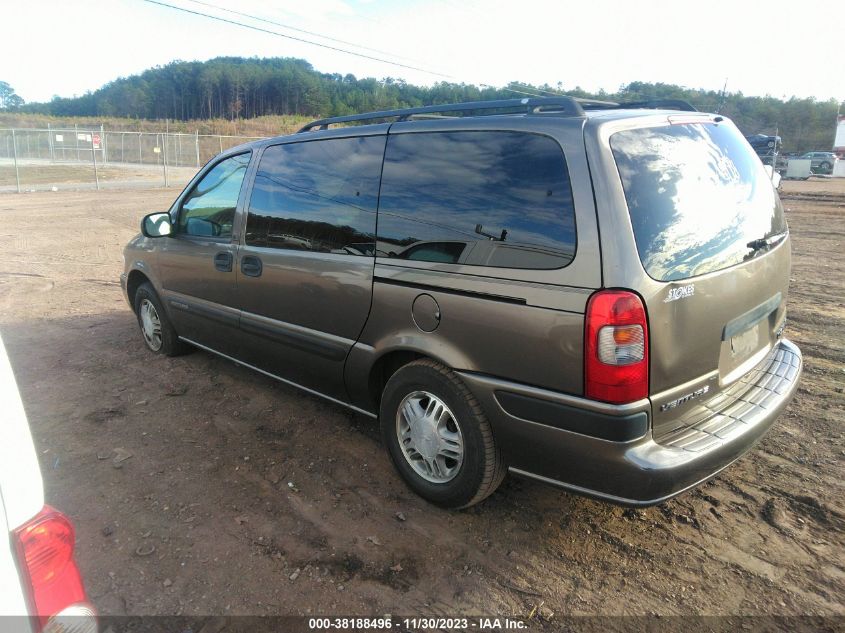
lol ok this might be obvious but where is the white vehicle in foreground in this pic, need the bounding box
[0,336,96,633]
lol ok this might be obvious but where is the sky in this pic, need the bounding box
[2,0,841,105]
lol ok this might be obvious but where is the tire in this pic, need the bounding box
[133,282,190,356]
[820,161,832,172]
[380,359,506,509]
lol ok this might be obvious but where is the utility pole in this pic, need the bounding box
[91,131,100,191]
[47,123,55,162]
[12,129,21,193]
[163,121,169,187]
[101,123,107,165]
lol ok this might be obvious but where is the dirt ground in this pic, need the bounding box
[0,178,842,624]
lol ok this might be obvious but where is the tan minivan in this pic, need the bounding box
[122,97,802,508]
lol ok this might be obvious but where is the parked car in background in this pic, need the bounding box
[123,97,802,509]
[0,335,96,632]
[744,134,787,172]
[745,134,781,154]
[797,151,837,173]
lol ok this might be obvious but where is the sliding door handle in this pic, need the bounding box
[241,255,263,277]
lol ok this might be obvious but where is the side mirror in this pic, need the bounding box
[141,212,173,238]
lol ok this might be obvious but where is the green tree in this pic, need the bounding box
[16,57,841,152]
[0,81,24,110]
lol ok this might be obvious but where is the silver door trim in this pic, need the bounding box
[179,337,377,419]
[239,310,353,361]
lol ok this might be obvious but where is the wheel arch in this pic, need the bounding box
[126,269,152,311]
[345,337,476,413]
[367,349,427,410]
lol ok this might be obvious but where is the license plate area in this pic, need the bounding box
[720,320,771,385]
[730,325,760,360]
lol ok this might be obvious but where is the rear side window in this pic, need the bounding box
[246,136,385,256]
[611,122,787,282]
[376,131,576,269]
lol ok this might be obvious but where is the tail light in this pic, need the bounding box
[585,290,649,404]
[12,506,96,633]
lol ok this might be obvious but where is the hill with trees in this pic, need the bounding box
[5,56,841,152]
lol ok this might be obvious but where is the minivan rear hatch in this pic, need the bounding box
[609,118,790,439]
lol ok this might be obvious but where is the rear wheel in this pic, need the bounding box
[380,359,505,508]
[133,283,190,356]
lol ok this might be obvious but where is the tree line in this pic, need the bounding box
[5,57,841,152]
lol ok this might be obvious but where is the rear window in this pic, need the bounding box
[376,131,576,270]
[611,122,787,282]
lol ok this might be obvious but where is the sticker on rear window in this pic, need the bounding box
[664,284,695,303]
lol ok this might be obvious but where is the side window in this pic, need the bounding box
[178,153,250,238]
[246,136,385,255]
[376,131,577,269]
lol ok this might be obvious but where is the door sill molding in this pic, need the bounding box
[179,337,377,419]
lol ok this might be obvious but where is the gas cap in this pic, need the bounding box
[412,294,441,332]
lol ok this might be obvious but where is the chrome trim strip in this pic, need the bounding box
[179,337,377,419]
[456,371,651,416]
[162,290,240,328]
[373,261,593,313]
[374,275,528,307]
[509,461,739,507]
[239,310,352,361]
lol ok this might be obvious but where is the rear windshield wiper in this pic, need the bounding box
[747,230,788,253]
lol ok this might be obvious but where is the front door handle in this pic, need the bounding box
[241,255,263,277]
[214,251,233,272]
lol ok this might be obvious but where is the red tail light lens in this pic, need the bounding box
[585,290,649,404]
[13,506,89,628]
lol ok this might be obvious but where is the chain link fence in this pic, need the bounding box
[0,127,266,193]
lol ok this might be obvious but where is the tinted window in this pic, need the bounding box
[246,136,385,255]
[179,153,250,238]
[611,123,787,282]
[376,132,576,269]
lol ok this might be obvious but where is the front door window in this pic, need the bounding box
[179,153,251,238]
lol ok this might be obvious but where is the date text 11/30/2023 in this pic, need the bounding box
[307,617,528,630]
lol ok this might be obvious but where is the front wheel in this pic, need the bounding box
[133,282,190,356]
[380,359,505,508]
[820,161,832,172]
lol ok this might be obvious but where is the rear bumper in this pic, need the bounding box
[458,338,802,506]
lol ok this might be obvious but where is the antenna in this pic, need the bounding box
[716,78,728,114]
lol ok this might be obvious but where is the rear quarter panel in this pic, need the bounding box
[344,116,603,409]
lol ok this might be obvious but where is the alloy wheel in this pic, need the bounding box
[395,390,464,483]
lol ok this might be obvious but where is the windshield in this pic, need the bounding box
[611,121,787,282]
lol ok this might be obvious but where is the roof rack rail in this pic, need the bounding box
[296,96,698,133]
[297,97,586,132]
[611,99,698,112]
